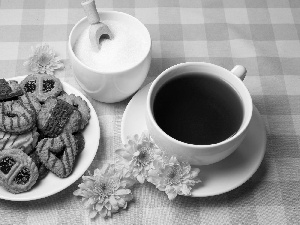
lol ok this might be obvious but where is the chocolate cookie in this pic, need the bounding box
[37,98,81,138]
[37,164,49,180]
[36,132,77,178]
[0,149,39,194]
[0,127,39,155]
[0,79,23,101]
[58,94,90,130]
[74,132,85,155]
[0,93,40,134]
[20,74,63,102]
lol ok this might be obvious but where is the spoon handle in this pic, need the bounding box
[81,0,100,24]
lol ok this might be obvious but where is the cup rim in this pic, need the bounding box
[146,62,253,149]
[68,10,152,75]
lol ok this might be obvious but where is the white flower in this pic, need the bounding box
[23,44,64,75]
[73,163,135,218]
[115,132,163,183]
[147,156,201,200]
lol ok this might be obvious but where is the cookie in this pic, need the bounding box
[74,132,85,155]
[0,149,39,194]
[29,151,41,167]
[0,79,23,101]
[20,74,63,102]
[58,94,90,130]
[37,164,49,180]
[36,132,77,178]
[37,98,81,138]
[0,127,39,155]
[29,151,49,181]
[58,90,67,96]
[0,93,40,134]
[20,92,41,115]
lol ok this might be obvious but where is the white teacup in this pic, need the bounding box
[145,62,253,165]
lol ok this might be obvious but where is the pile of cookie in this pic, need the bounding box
[0,74,90,194]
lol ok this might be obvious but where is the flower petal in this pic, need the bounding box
[120,193,133,202]
[116,197,126,208]
[133,151,141,157]
[115,148,133,161]
[157,184,167,192]
[105,202,112,211]
[95,203,104,212]
[127,139,135,147]
[189,168,200,178]
[133,134,139,142]
[147,171,161,185]
[181,184,191,196]
[136,174,145,184]
[89,210,98,219]
[107,210,112,217]
[166,190,178,200]
[169,156,178,165]
[120,178,136,188]
[83,198,93,208]
[78,182,92,190]
[99,207,108,218]
[115,189,131,196]
[109,196,119,210]
[99,164,110,174]
[73,189,82,196]
[23,61,30,67]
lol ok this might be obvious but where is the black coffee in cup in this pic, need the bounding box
[153,73,244,145]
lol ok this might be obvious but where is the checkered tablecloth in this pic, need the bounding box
[0,0,300,224]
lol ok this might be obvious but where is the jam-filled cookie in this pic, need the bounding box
[37,98,81,138]
[0,93,41,134]
[58,93,90,130]
[29,151,49,181]
[20,74,63,102]
[0,127,39,154]
[0,149,39,194]
[0,79,23,101]
[36,132,77,178]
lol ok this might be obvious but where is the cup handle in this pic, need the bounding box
[231,65,247,81]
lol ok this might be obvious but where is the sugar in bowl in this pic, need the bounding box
[68,7,151,103]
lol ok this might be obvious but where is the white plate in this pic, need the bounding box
[0,76,100,201]
[121,83,266,197]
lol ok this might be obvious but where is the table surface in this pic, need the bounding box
[0,0,300,224]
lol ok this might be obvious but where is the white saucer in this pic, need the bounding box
[121,83,266,197]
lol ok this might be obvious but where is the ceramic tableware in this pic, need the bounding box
[146,62,252,166]
[121,83,266,197]
[68,11,151,103]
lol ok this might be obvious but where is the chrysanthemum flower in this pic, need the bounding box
[147,156,201,200]
[115,132,163,183]
[23,44,64,75]
[73,163,135,218]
